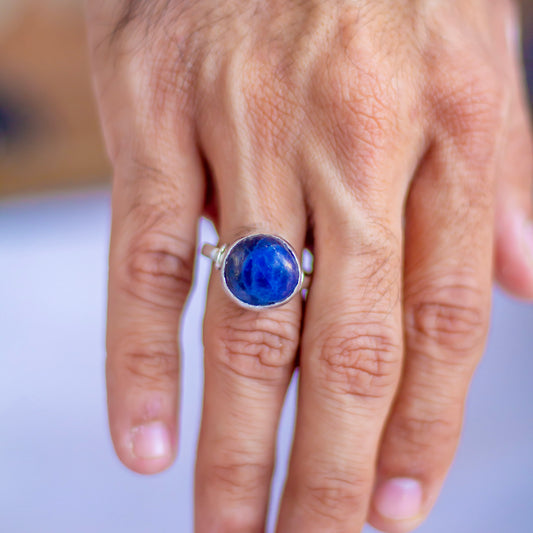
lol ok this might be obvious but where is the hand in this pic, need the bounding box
[86,0,533,531]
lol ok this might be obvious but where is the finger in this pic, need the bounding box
[277,213,404,532]
[494,4,533,298]
[87,1,207,474]
[194,88,307,531]
[275,137,416,531]
[369,111,499,531]
[106,132,204,474]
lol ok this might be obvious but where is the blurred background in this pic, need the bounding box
[1,1,533,532]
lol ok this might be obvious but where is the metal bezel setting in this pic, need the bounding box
[204,233,305,310]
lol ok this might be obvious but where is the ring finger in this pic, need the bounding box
[194,96,307,531]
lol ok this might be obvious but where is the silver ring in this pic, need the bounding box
[201,233,311,310]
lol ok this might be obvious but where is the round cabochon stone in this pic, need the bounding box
[223,234,300,307]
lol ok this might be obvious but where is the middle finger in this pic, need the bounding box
[277,118,422,531]
[278,212,404,532]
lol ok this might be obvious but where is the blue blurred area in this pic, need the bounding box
[0,90,33,147]
[0,191,532,533]
[0,103,17,140]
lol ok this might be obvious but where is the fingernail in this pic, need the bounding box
[374,478,423,521]
[130,421,171,459]
[523,221,533,263]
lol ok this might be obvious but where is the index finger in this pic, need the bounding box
[106,132,204,474]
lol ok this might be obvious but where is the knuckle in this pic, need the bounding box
[433,59,507,159]
[199,451,273,532]
[211,309,300,382]
[202,460,271,533]
[110,0,170,41]
[300,474,367,522]
[117,208,195,311]
[110,338,180,387]
[126,244,192,304]
[107,0,152,46]
[318,58,397,158]
[333,228,402,306]
[406,275,489,359]
[207,458,272,497]
[390,411,461,456]
[317,324,401,399]
[237,53,297,155]
[149,49,195,119]
[107,3,197,121]
[356,238,402,302]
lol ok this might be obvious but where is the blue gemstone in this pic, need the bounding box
[223,235,300,307]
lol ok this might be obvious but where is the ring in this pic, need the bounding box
[201,233,311,310]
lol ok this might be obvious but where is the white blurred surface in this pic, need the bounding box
[0,190,532,532]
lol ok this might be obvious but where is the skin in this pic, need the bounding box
[86,0,533,531]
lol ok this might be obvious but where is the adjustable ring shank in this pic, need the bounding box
[201,244,225,269]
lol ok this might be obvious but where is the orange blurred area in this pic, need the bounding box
[0,0,110,196]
